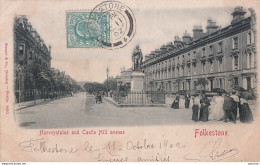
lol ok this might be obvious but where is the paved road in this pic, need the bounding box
[15,93,257,129]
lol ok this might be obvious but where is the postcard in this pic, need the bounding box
[0,0,260,162]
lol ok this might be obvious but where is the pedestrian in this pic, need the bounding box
[223,93,236,123]
[209,90,225,121]
[185,94,191,109]
[199,91,210,122]
[230,91,239,120]
[238,94,254,123]
[191,93,200,122]
[98,91,102,103]
[171,93,180,109]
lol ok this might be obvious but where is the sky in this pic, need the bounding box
[17,1,252,83]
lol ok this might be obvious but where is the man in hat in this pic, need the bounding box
[199,90,210,122]
[223,92,236,123]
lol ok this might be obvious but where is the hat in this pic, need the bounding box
[217,88,226,93]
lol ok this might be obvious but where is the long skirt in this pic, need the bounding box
[171,100,179,109]
[192,105,199,122]
[185,98,190,108]
[232,103,237,119]
[199,106,209,122]
[239,103,253,123]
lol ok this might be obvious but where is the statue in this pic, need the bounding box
[132,45,143,71]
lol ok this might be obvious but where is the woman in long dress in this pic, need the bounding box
[199,92,210,122]
[191,94,200,122]
[171,94,180,109]
[210,92,225,120]
[238,96,253,123]
[185,94,191,109]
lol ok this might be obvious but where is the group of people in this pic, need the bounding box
[93,91,104,104]
[171,90,254,123]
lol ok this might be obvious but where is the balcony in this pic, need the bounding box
[231,47,239,56]
[207,53,214,61]
[246,42,256,52]
[192,58,197,64]
[200,56,206,62]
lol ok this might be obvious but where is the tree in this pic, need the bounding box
[196,78,209,90]
[104,78,117,91]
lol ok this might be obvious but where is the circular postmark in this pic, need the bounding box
[88,1,136,49]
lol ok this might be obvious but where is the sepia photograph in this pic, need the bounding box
[0,0,260,162]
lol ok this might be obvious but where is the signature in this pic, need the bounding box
[184,138,239,161]
[19,138,78,153]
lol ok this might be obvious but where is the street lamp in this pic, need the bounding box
[106,67,109,97]
[17,66,21,105]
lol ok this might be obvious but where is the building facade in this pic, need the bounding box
[14,15,52,91]
[141,7,257,93]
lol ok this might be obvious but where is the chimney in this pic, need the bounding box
[182,30,191,44]
[193,26,203,41]
[206,18,219,35]
[174,36,182,47]
[231,6,246,24]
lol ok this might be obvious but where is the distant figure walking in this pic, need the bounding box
[185,94,191,109]
[171,94,180,109]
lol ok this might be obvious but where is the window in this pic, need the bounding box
[194,81,196,89]
[177,68,180,77]
[29,52,33,60]
[233,56,239,70]
[233,37,238,49]
[202,48,205,57]
[234,77,239,86]
[202,62,206,74]
[218,60,223,72]
[193,63,196,75]
[182,66,185,76]
[248,53,252,68]
[218,42,223,52]
[187,65,191,76]
[182,55,184,62]
[193,51,196,59]
[187,81,191,90]
[172,68,175,78]
[210,61,213,73]
[188,53,190,60]
[247,77,251,89]
[253,31,256,43]
[209,45,213,54]
[247,32,252,45]
[18,45,24,55]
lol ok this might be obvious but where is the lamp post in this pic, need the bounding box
[106,67,109,97]
[17,66,21,105]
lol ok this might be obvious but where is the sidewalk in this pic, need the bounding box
[14,95,73,110]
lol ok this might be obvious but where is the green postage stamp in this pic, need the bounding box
[66,12,110,48]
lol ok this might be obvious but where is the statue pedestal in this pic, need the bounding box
[130,71,145,91]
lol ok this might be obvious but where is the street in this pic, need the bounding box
[15,93,257,129]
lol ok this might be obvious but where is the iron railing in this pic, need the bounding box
[113,91,166,104]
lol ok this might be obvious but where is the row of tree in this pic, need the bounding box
[15,61,84,93]
[83,77,117,94]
